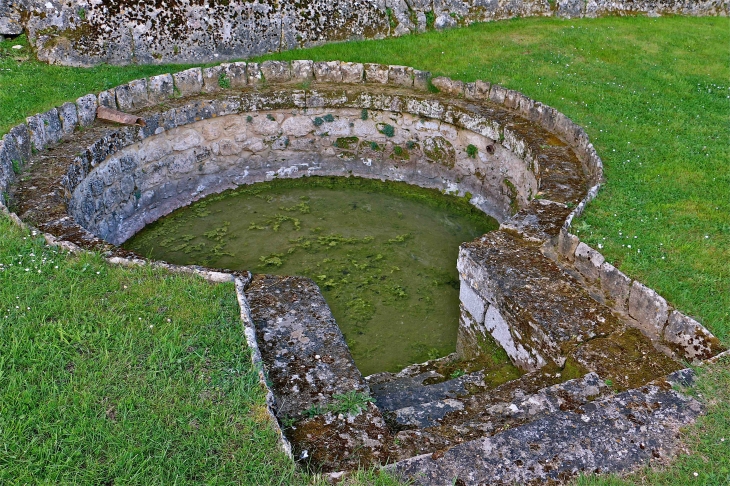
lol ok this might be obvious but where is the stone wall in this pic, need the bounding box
[70,105,531,245]
[1,0,726,66]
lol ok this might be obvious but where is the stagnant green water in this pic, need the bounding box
[124,177,501,375]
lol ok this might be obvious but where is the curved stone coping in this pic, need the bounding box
[3,61,601,249]
[3,0,727,66]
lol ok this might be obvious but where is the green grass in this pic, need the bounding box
[0,217,307,484]
[1,14,729,485]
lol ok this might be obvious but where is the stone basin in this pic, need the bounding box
[1,60,725,484]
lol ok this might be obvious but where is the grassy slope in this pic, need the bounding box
[1,15,728,485]
[0,218,302,484]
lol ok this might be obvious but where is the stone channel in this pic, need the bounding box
[1,60,725,484]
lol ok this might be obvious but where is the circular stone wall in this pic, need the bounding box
[1,59,725,484]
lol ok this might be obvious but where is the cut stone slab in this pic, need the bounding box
[245,274,390,472]
[390,382,703,485]
[245,274,368,417]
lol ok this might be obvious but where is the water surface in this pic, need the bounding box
[124,177,499,375]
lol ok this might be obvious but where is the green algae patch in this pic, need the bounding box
[124,176,499,375]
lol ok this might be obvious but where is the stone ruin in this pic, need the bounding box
[1,60,726,484]
[0,0,727,66]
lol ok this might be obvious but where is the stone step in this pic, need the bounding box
[245,274,390,472]
[370,368,487,412]
[388,371,703,485]
[389,370,613,461]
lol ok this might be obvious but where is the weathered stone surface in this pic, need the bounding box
[75,94,97,127]
[245,274,390,471]
[291,60,314,82]
[10,0,726,67]
[568,327,681,390]
[629,280,669,337]
[557,229,580,261]
[26,108,62,150]
[600,261,631,313]
[201,65,224,94]
[260,60,291,84]
[98,90,117,110]
[4,124,32,166]
[314,61,343,83]
[246,274,369,417]
[147,74,175,103]
[664,311,725,363]
[413,69,431,91]
[340,62,364,83]
[246,62,262,86]
[57,102,78,136]
[115,79,149,111]
[173,68,204,97]
[458,231,621,370]
[391,383,703,485]
[464,80,491,100]
[500,200,573,242]
[432,76,464,96]
[459,281,486,323]
[388,65,413,87]
[290,402,391,472]
[223,62,248,88]
[574,241,605,281]
[365,63,389,84]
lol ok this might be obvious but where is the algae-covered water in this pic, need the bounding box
[124,177,500,375]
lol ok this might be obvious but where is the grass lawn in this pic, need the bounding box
[1,15,728,485]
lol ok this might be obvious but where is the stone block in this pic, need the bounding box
[432,76,464,96]
[465,80,491,100]
[148,73,174,103]
[599,262,631,314]
[314,61,342,83]
[291,60,314,82]
[3,125,31,169]
[41,108,63,146]
[664,311,724,363]
[340,62,364,83]
[115,79,149,111]
[75,94,98,127]
[364,63,389,84]
[574,242,604,282]
[57,102,78,135]
[246,62,262,86]
[388,65,413,87]
[628,281,669,337]
[173,68,204,97]
[260,60,291,84]
[220,62,247,88]
[557,230,579,262]
[489,84,507,105]
[25,113,46,151]
[202,65,224,93]
[282,116,314,138]
[459,280,487,323]
[98,89,117,110]
[412,69,431,91]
